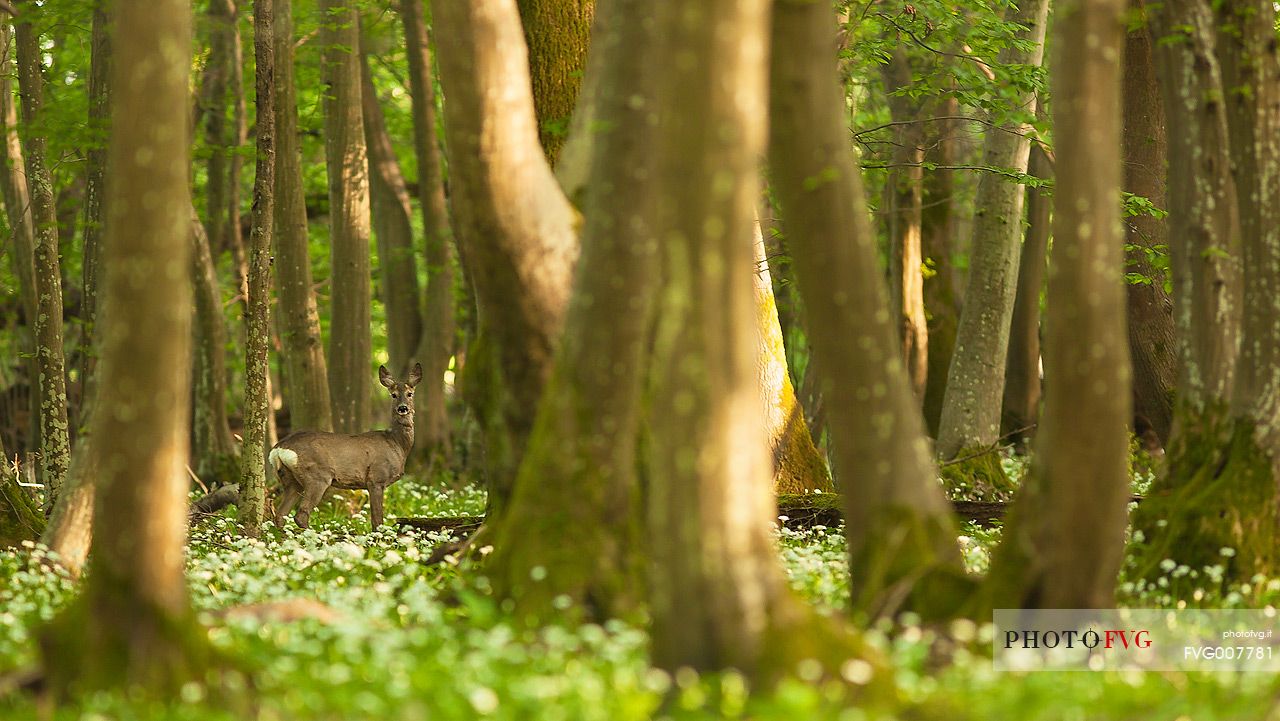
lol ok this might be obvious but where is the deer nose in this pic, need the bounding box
[396,404,410,415]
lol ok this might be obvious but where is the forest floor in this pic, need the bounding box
[2,459,1279,720]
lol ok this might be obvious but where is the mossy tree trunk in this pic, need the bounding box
[485,0,654,620]
[434,0,578,511]
[752,225,833,494]
[40,0,215,693]
[273,0,332,434]
[1122,7,1177,445]
[515,0,594,164]
[1129,0,1246,580]
[0,432,43,547]
[768,0,968,622]
[1000,142,1051,442]
[322,0,373,434]
[935,0,1049,477]
[360,54,423,381]
[984,0,1131,609]
[239,0,276,538]
[15,1,71,512]
[400,0,455,467]
[646,0,877,686]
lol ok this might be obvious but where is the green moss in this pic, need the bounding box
[0,473,44,547]
[849,506,976,621]
[1130,415,1278,583]
[938,448,1015,501]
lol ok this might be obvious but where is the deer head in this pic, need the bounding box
[379,362,423,426]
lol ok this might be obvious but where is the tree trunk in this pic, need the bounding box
[0,432,43,547]
[273,0,332,433]
[1129,0,1244,581]
[769,0,969,621]
[1122,9,1177,445]
[201,0,235,272]
[753,224,833,493]
[1001,143,1051,441]
[191,208,240,484]
[322,0,373,434]
[485,0,654,619]
[514,0,594,164]
[880,49,928,401]
[360,54,422,379]
[434,0,578,511]
[15,2,71,511]
[935,0,1049,473]
[239,0,276,537]
[921,98,961,435]
[400,0,455,466]
[39,1,112,577]
[40,0,215,693]
[984,0,1131,609]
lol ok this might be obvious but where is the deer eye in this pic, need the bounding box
[391,392,399,398]
[406,391,414,398]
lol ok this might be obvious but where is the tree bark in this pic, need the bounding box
[360,54,422,379]
[1122,9,1177,444]
[485,0,655,619]
[514,0,594,164]
[322,0,373,434]
[191,207,239,484]
[15,1,71,511]
[434,0,578,510]
[921,98,962,435]
[935,0,1049,467]
[273,0,332,434]
[769,0,969,621]
[239,0,276,537]
[40,0,215,693]
[201,0,235,270]
[984,0,1131,609]
[400,0,455,467]
[1001,143,1051,440]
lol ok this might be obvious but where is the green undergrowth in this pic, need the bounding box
[1,476,1279,720]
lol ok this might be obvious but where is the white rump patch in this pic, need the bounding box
[268,447,299,470]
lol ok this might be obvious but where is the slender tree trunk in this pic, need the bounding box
[753,224,833,493]
[769,0,968,621]
[360,54,422,379]
[935,0,1049,470]
[15,2,71,511]
[1001,143,1051,440]
[40,0,215,693]
[202,0,234,269]
[191,208,240,483]
[434,0,578,510]
[239,0,276,537]
[40,1,112,576]
[880,50,928,401]
[985,0,1131,609]
[921,98,961,435]
[1129,0,1244,580]
[400,0,454,466]
[227,1,249,300]
[273,0,332,433]
[1122,9,1177,444]
[514,0,594,164]
[322,0,373,434]
[485,0,654,618]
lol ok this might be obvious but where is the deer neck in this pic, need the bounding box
[386,417,415,459]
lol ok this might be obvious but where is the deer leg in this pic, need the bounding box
[294,481,328,529]
[369,485,385,528]
[275,483,301,527]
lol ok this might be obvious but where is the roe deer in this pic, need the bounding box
[269,363,422,529]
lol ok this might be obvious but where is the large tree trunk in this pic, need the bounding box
[1122,10,1177,444]
[322,0,373,434]
[769,0,968,621]
[1128,0,1244,580]
[400,0,455,466]
[273,0,332,434]
[360,55,422,380]
[984,0,1131,609]
[239,0,276,537]
[1001,143,1051,441]
[40,0,214,693]
[15,2,71,511]
[39,2,112,576]
[935,0,1049,475]
[485,0,654,619]
[514,0,594,164]
[434,0,578,511]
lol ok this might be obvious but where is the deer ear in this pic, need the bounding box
[378,365,395,389]
[407,362,423,388]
